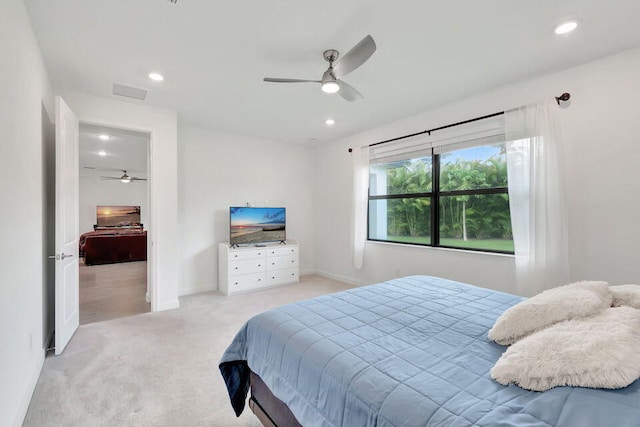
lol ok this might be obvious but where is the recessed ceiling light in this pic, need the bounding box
[148,72,164,81]
[325,119,335,126]
[554,20,578,35]
[98,150,107,156]
[98,134,110,140]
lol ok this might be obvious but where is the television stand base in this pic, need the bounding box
[279,240,287,245]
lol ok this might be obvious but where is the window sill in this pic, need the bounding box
[366,239,515,258]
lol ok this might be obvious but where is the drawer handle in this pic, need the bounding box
[234,254,239,258]
[258,252,261,255]
[258,278,261,282]
[234,282,238,285]
[234,267,238,270]
[291,260,294,263]
[272,276,275,279]
[291,273,295,276]
[272,262,275,265]
[258,264,261,267]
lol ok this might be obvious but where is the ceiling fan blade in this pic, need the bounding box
[100,177,120,180]
[332,35,376,78]
[263,78,321,83]
[337,80,364,102]
[86,166,129,172]
[130,177,147,181]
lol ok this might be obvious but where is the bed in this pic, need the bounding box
[79,229,147,265]
[220,276,640,427]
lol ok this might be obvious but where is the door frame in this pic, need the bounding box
[78,119,157,311]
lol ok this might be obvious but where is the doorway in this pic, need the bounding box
[78,124,150,324]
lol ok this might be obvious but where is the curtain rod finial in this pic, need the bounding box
[555,93,571,105]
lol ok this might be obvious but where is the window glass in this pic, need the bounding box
[369,198,431,245]
[440,144,507,191]
[439,194,513,252]
[369,157,432,196]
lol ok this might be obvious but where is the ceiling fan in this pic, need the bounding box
[100,170,146,183]
[263,35,377,102]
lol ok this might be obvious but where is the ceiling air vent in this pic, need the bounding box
[112,83,148,101]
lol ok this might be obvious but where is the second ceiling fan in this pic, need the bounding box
[100,170,146,183]
[263,35,377,102]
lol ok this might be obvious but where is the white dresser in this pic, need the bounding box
[218,240,299,295]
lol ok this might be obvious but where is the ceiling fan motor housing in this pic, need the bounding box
[323,49,339,63]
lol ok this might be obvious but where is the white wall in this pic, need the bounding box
[178,126,316,295]
[0,1,53,425]
[79,177,148,234]
[60,92,179,311]
[314,47,640,296]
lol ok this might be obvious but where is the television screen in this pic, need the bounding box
[230,207,286,245]
[97,205,141,227]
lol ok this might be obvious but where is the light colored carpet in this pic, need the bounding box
[24,275,356,427]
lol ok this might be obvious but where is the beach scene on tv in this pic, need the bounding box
[230,207,286,245]
[97,205,141,227]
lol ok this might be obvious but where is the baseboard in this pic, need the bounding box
[177,284,217,297]
[13,349,45,427]
[312,270,369,287]
[155,299,180,311]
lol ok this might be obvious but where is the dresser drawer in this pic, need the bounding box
[266,254,299,271]
[228,248,266,261]
[266,268,299,286]
[228,273,266,292]
[229,258,266,275]
[267,246,298,257]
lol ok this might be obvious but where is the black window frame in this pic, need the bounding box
[367,151,513,255]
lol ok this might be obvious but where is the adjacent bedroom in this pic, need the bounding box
[77,124,150,324]
[2,1,640,427]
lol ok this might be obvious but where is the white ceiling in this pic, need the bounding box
[25,0,640,144]
[79,124,148,179]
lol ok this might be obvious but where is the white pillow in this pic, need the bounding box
[610,284,640,309]
[488,281,611,345]
[491,306,640,391]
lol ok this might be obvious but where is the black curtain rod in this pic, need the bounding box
[347,93,570,152]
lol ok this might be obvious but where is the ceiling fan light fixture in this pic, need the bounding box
[321,81,340,94]
[121,176,131,183]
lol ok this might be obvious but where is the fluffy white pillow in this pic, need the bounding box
[488,281,611,345]
[610,284,640,309]
[491,306,640,391]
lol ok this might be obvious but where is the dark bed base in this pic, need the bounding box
[249,371,303,427]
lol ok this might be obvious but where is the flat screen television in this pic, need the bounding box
[230,207,286,246]
[96,205,141,227]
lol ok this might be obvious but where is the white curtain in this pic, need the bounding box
[352,146,369,269]
[506,99,570,295]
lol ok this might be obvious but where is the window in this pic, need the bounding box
[368,143,513,253]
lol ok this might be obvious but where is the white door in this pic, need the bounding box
[54,96,80,355]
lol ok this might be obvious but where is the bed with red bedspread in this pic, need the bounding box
[79,229,147,265]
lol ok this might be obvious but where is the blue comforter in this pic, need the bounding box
[219,276,640,426]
